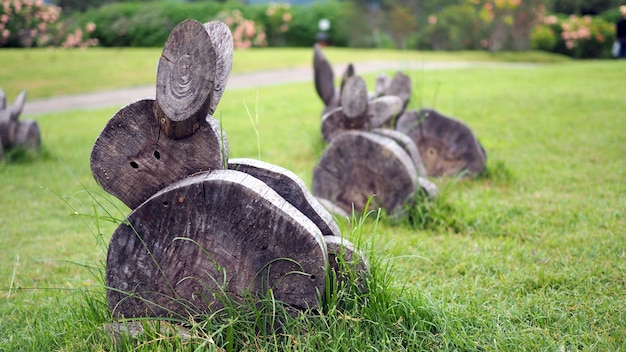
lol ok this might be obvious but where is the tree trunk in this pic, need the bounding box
[312,131,417,216]
[395,108,486,177]
[106,170,327,319]
[90,98,228,209]
[154,19,217,140]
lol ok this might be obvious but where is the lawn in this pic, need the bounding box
[0,48,624,351]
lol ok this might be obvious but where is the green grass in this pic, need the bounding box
[0,47,569,100]
[1,48,625,350]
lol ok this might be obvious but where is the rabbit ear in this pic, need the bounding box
[203,21,233,116]
[10,90,26,121]
[313,44,335,106]
[0,87,5,111]
[339,63,355,98]
[154,19,217,139]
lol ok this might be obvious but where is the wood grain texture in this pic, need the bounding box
[340,75,368,119]
[384,71,412,111]
[13,119,40,149]
[320,106,370,143]
[203,21,233,115]
[324,236,368,292]
[396,108,486,177]
[90,98,228,209]
[154,19,217,140]
[0,110,16,148]
[313,43,336,107]
[106,170,327,318]
[312,131,417,216]
[368,95,404,128]
[228,158,341,237]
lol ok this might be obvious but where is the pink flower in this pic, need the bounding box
[86,22,95,33]
[428,15,437,25]
[282,12,292,23]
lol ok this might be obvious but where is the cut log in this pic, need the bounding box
[313,43,336,107]
[339,63,355,98]
[0,87,5,110]
[0,110,16,148]
[154,19,217,140]
[90,98,228,209]
[13,119,41,149]
[9,90,26,121]
[395,108,486,177]
[106,170,327,318]
[340,76,368,119]
[203,21,233,115]
[368,95,404,128]
[228,158,341,237]
[320,106,370,143]
[316,197,350,218]
[312,131,417,216]
[324,236,368,292]
[384,71,412,111]
[375,73,390,97]
[370,128,438,198]
[370,128,427,177]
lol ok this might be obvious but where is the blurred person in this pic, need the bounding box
[617,5,626,58]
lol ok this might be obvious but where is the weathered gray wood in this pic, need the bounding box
[90,98,228,209]
[104,321,193,346]
[228,158,341,237]
[203,21,233,115]
[384,71,412,111]
[325,236,368,291]
[340,76,368,119]
[396,108,486,177]
[312,131,417,216]
[367,129,438,198]
[13,119,40,149]
[0,110,16,148]
[9,90,26,121]
[320,106,370,143]
[154,19,217,140]
[375,73,391,97]
[339,63,355,98]
[106,170,327,318]
[368,95,404,128]
[313,43,336,107]
[316,197,349,218]
[0,87,5,111]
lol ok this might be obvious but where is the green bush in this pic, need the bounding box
[72,1,350,48]
[531,14,616,58]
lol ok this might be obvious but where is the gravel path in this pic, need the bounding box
[22,61,534,116]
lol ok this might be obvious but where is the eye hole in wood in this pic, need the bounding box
[154,150,161,159]
[130,161,139,169]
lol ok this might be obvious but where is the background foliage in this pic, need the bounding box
[2,0,624,58]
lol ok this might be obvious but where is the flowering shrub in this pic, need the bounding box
[0,0,98,48]
[263,2,292,46]
[531,14,615,58]
[216,9,266,49]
